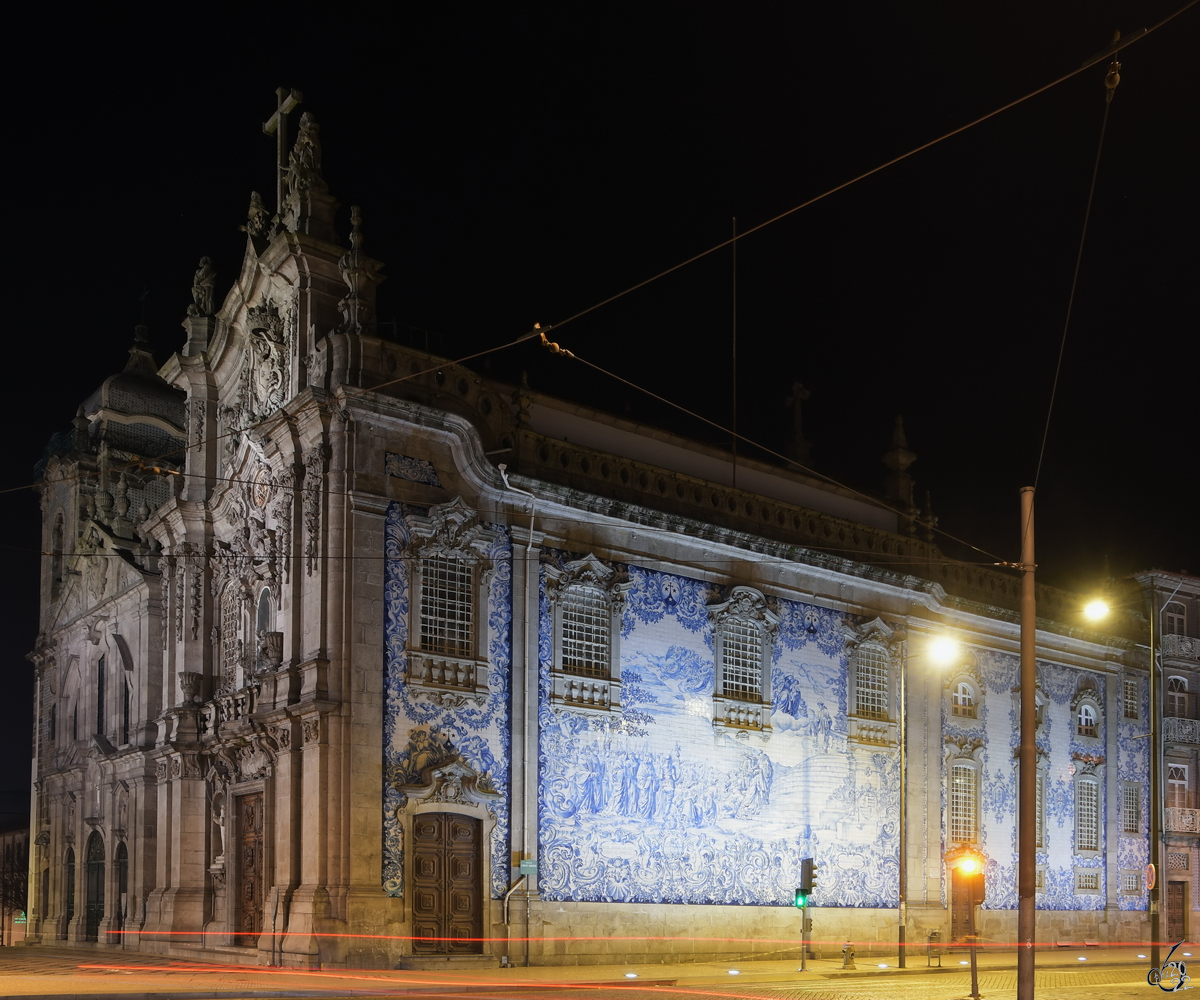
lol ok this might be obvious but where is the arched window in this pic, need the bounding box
[1077,703,1098,738]
[952,682,976,719]
[256,587,272,636]
[95,654,106,738]
[51,512,64,597]
[1167,676,1189,718]
[1168,764,1189,809]
[1165,602,1187,637]
[64,847,76,927]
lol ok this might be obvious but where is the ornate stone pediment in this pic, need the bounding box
[840,615,904,652]
[398,755,501,808]
[405,497,496,558]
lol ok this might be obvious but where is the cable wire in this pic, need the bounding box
[540,13,1191,336]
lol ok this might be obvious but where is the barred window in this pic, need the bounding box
[1122,871,1140,893]
[950,764,978,844]
[1036,771,1046,849]
[1076,870,1100,891]
[952,682,976,718]
[420,555,473,657]
[1076,780,1099,852]
[1122,784,1141,834]
[1035,868,1045,890]
[1077,703,1098,738]
[221,585,242,689]
[561,585,610,678]
[855,646,889,720]
[721,621,763,701]
[1123,678,1139,720]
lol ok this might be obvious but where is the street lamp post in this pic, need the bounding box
[899,633,959,968]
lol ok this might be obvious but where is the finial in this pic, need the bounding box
[338,206,382,333]
[285,112,326,199]
[882,415,919,523]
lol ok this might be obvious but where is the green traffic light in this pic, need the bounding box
[794,891,807,908]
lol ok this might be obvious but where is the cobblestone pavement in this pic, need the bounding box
[0,947,1163,1000]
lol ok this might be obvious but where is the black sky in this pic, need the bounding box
[3,4,1196,808]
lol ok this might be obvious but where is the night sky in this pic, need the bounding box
[3,5,1196,815]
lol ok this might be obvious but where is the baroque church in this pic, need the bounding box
[26,108,1165,969]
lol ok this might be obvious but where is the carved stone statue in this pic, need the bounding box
[286,112,326,196]
[242,191,271,239]
[211,789,226,862]
[188,257,217,316]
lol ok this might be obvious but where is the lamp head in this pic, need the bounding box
[928,636,960,666]
[1084,599,1110,621]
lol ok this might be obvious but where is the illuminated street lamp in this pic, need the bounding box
[1083,598,1110,621]
[899,633,960,967]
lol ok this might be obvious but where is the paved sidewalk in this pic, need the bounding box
[0,941,1174,997]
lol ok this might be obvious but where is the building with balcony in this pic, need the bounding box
[24,114,1155,969]
[1142,571,1200,942]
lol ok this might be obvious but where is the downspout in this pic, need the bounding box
[497,465,535,967]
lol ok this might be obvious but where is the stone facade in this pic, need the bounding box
[25,115,1155,968]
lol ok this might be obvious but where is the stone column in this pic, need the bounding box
[281,712,328,965]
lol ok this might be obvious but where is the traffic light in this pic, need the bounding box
[794,887,806,908]
[800,857,814,895]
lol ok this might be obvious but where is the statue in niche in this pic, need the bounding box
[188,257,217,317]
[211,789,226,863]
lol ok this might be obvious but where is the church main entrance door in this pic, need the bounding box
[236,793,265,946]
[411,812,482,954]
[84,832,104,941]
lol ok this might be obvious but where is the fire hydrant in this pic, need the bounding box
[842,941,856,969]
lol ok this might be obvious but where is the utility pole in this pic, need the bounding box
[1149,580,1161,970]
[1017,486,1037,1000]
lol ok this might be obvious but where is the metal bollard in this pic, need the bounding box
[842,941,856,969]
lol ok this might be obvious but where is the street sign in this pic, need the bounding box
[519,859,538,875]
[14,911,26,924]
[1146,863,1156,890]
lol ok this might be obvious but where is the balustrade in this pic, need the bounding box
[1164,716,1200,745]
[1163,634,1200,661]
[1166,807,1200,834]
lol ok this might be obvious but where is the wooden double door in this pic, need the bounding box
[411,812,483,954]
[237,793,265,946]
[1168,881,1187,942]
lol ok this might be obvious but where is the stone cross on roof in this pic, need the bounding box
[262,87,303,215]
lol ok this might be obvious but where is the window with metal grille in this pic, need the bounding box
[1076,780,1099,852]
[1035,868,1045,890]
[1076,870,1100,891]
[950,764,977,843]
[951,682,976,718]
[1122,871,1140,893]
[1169,765,1189,809]
[1077,703,1098,738]
[1122,784,1141,834]
[561,585,610,677]
[420,555,473,657]
[855,646,889,720]
[721,621,762,700]
[1036,771,1045,849]
[221,586,241,688]
[1168,676,1188,718]
[1123,678,1139,719]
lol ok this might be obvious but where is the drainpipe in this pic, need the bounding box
[497,465,536,967]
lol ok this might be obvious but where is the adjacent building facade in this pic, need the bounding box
[25,116,1159,968]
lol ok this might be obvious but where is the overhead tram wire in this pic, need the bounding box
[537,329,1007,564]
[7,10,1189,501]
[533,12,1195,338]
[1032,34,1124,495]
